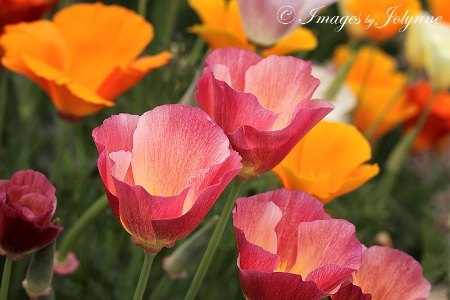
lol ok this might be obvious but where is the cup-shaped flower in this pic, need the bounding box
[187,0,318,57]
[332,246,430,299]
[92,104,242,253]
[0,170,62,261]
[334,45,418,139]
[0,0,57,33]
[195,47,334,180]
[273,121,379,204]
[233,189,362,299]
[236,0,338,47]
[338,0,421,42]
[0,3,171,120]
[405,13,450,90]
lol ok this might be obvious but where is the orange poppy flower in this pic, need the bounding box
[272,121,379,204]
[0,3,171,120]
[428,0,450,24]
[339,0,421,42]
[334,45,418,139]
[188,0,317,57]
[0,0,57,33]
[405,80,450,152]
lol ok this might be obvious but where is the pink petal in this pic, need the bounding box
[238,268,328,300]
[244,56,319,129]
[295,219,362,292]
[205,47,262,91]
[236,0,305,47]
[131,105,231,197]
[353,246,431,299]
[331,283,372,300]
[233,200,282,253]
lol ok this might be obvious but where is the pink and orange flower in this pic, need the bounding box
[92,104,242,253]
[195,47,333,180]
[233,189,362,299]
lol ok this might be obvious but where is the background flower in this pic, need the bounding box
[0,0,57,33]
[0,2,171,120]
[92,104,242,253]
[273,121,379,203]
[188,0,318,56]
[0,170,62,261]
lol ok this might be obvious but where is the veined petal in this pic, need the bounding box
[53,2,153,90]
[294,219,362,285]
[131,105,232,197]
[353,246,430,299]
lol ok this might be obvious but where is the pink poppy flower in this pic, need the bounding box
[237,0,338,47]
[332,246,431,300]
[0,170,62,261]
[233,189,362,299]
[195,47,333,180]
[92,104,242,253]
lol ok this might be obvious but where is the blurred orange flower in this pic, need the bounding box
[339,0,421,42]
[273,121,379,204]
[187,0,317,57]
[405,80,450,152]
[334,45,418,139]
[428,0,450,24]
[0,3,171,120]
[0,0,57,33]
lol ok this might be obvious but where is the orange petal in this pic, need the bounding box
[187,25,253,50]
[0,20,70,93]
[262,28,317,57]
[53,3,153,90]
[97,51,172,100]
[273,121,378,203]
[428,0,450,24]
[23,55,113,118]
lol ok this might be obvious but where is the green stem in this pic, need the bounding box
[49,119,71,183]
[324,41,360,101]
[0,71,8,144]
[57,195,108,261]
[364,79,408,140]
[0,256,13,300]
[184,178,245,300]
[375,89,438,219]
[132,251,157,300]
[148,274,170,300]
[148,0,180,53]
[137,0,148,18]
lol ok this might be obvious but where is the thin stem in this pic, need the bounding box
[132,251,157,300]
[364,79,408,140]
[49,119,71,183]
[57,195,108,261]
[185,178,245,300]
[324,41,360,101]
[0,256,13,300]
[148,274,170,300]
[137,0,148,18]
[375,89,438,221]
[0,71,8,144]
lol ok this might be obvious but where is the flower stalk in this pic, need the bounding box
[185,178,245,300]
[0,256,12,300]
[132,250,157,300]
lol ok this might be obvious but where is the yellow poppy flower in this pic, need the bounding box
[188,0,317,56]
[0,3,171,120]
[334,45,418,139]
[273,121,379,204]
